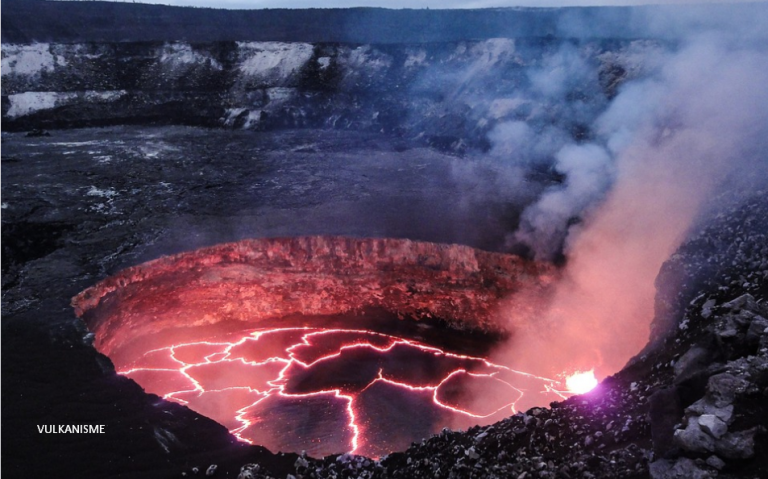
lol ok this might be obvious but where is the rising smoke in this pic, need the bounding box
[485,8,768,389]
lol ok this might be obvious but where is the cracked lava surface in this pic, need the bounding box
[72,236,569,458]
[119,326,570,458]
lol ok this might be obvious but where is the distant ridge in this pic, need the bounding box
[2,0,634,44]
[3,1,767,45]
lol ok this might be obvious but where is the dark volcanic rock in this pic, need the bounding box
[674,417,716,454]
[25,127,49,137]
[715,428,757,460]
[650,388,683,458]
[1,38,664,156]
[650,457,715,479]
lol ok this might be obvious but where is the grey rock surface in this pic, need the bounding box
[674,418,715,454]
[698,414,727,439]
[649,457,716,479]
[715,429,757,460]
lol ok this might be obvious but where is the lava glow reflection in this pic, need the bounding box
[565,370,598,394]
[118,326,579,458]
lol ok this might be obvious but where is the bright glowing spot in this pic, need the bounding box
[565,370,598,394]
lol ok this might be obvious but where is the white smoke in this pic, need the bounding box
[430,8,768,421]
[512,143,614,259]
[494,28,768,382]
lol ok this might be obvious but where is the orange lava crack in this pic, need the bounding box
[118,327,572,457]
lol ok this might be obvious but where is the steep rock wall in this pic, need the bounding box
[1,39,661,152]
[72,236,558,359]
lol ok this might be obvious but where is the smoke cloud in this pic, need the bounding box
[491,28,768,388]
[512,142,614,259]
[427,7,768,419]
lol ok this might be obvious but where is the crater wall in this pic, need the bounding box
[72,236,557,359]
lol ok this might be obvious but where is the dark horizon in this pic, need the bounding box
[4,0,766,44]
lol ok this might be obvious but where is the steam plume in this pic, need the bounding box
[496,30,768,383]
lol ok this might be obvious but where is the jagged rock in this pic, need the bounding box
[752,355,768,372]
[673,417,715,453]
[649,457,716,479]
[706,374,749,407]
[205,464,218,476]
[746,316,768,345]
[674,346,713,381]
[714,428,757,459]
[705,455,725,471]
[697,414,727,439]
[465,446,479,460]
[723,294,760,312]
[238,464,267,479]
[294,456,309,470]
[686,401,734,425]
[716,324,739,340]
[701,299,717,319]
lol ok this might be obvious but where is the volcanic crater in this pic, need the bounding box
[72,236,566,458]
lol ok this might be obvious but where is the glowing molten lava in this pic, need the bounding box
[73,236,567,457]
[118,326,571,457]
[565,370,598,394]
